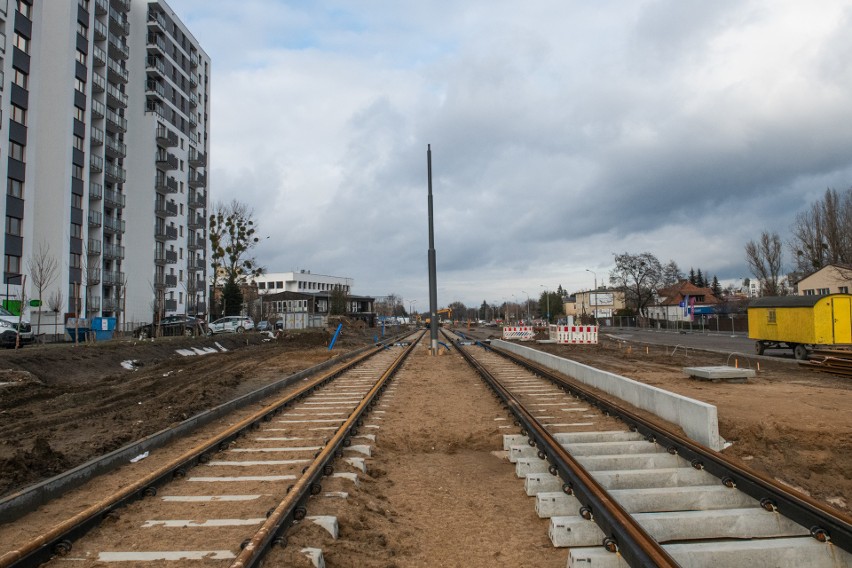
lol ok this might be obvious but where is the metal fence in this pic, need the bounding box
[605,314,749,334]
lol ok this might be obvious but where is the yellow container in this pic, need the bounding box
[747,294,852,359]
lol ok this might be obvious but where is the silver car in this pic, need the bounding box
[206,316,254,335]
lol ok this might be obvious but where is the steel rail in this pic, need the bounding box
[230,331,424,567]
[453,337,680,568]
[488,342,852,555]
[0,339,400,568]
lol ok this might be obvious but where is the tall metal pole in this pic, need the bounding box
[427,145,439,354]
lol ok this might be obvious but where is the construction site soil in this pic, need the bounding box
[0,325,849,554]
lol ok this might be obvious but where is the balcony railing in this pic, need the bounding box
[146,55,166,77]
[88,211,103,227]
[104,243,125,260]
[107,59,129,84]
[108,33,129,60]
[106,108,127,133]
[108,8,130,36]
[107,84,128,108]
[105,163,126,183]
[92,45,106,67]
[92,99,105,119]
[86,295,101,311]
[103,271,125,286]
[88,239,102,255]
[188,172,206,188]
[147,9,166,30]
[92,71,106,93]
[90,155,104,173]
[103,216,126,234]
[156,200,178,217]
[104,188,125,208]
[103,298,120,312]
[188,148,206,166]
[89,182,103,200]
[188,236,206,250]
[87,269,101,285]
[156,151,178,170]
[155,126,178,147]
[187,215,205,229]
[147,79,165,99]
[95,0,108,16]
[147,32,166,53]
[155,226,179,241]
[105,136,126,158]
[164,299,178,311]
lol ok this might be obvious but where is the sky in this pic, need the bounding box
[169,0,852,311]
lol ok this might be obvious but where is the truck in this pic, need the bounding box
[747,294,852,360]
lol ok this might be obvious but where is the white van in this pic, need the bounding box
[0,305,33,347]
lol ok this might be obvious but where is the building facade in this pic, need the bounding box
[0,0,209,332]
[797,264,852,296]
[252,271,353,296]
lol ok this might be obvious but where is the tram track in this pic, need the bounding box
[1,332,423,568]
[446,329,852,567]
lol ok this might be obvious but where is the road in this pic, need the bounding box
[602,326,798,362]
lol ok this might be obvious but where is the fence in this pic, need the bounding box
[608,314,749,334]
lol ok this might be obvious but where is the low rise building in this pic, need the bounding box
[647,281,721,323]
[796,264,852,296]
[252,270,352,295]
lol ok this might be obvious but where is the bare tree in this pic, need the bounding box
[209,200,264,318]
[609,252,664,317]
[746,231,784,296]
[47,289,64,341]
[26,241,59,341]
[790,188,852,274]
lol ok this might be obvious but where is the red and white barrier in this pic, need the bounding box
[502,326,535,341]
[548,325,598,344]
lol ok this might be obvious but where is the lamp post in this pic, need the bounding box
[521,290,530,323]
[511,294,517,323]
[540,284,550,324]
[585,269,597,324]
[409,300,417,325]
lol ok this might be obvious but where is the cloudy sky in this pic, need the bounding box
[170,0,852,310]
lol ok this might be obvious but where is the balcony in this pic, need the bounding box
[187,215,205,230]
[189,114,198,128]
[156,151,178,171]
[155,200,178,217]
[155,175,178,194]
[87,269,101,285]
[106,109,127,133]
[103,216,126,234]
[103,297,120,312]
[190,74,198,89]
[86,295,101,311]
[103,271,125,286]
[95,0,108,15]
[188,148,206,167]
[89,182,103,201]
[107,59,128,84]
[108,8,130,36]
[188,258,205,271]
[147,9,166,30]
[105,135,126,159]
[190,53,199,68]
[155,226,178,241]
[104,163,126,183]
[146,79,165,100]
[108,33,129,60]
[146,55,166,77]
[92,72,106,93]
[90,155,104,173]
[147,32,166,54]
[187,236,206,250]
[103,243,125,260]
[88,239,102,255]
[92,99,105,119]
[164,299,178,311]
[113,0,130,12]
[188,172,206,188]
[104,188,125,208]
[107,84,128,108]
[155,126,178,147]
[189,93,198,108]
[88,211,103,227]
[155,249,178,264]
[90,127,105,147]
[146,100,165,119]
[93,45,106,67]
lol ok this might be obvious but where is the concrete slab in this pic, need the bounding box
[562,440,664,456]
[552,431,645,444]
[683,365,756,383]
[594,467,717,489]
[568,537,852,568]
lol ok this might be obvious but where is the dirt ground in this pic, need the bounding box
[0,323,849,563]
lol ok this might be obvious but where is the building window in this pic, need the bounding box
[10,104,26,125]
[74,107,86,122]
[13,33,29,54]
[4,254,21,274]
[76,49,87,65]
[5,216,22,236]
[73,135,84,151]
[74,77,86,93]
[70,253,82,268]
[70,223,82,238]
[817,288,830,295]
[17,1,32,19]
[12,68,27,89]
[71,194,83,209]
[72,165,84,179]
[76,22,87,37]
[841,286,849,294]
[7,179,23,198]
[9,142,25,161]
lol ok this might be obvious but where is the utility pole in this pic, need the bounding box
[427,145,439,355]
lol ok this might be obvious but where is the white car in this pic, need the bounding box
[206,316,254,335]
[0,306,32,347]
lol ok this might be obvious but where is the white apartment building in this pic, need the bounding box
[253,271,353,295]
[0,0,209,329]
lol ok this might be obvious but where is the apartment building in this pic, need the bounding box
[0,0,210,330]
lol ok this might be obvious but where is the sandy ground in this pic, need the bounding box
[0,324,849,565]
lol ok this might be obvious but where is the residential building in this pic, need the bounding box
[574,289,626,322]
[647,280,721,323]
[258,290,376,328]
[797,264,852,296]
[0,0,210,330]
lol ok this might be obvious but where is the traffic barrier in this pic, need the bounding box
[549,325,598,344]
[502,326,535,341]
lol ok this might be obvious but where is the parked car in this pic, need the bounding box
[255,320,273,332]
[206,316,254,335]
[0,305,33,347]
[135,316,207,339]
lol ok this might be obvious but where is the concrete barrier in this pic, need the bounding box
[492,340,723,450]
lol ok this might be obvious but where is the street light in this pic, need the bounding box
[585,269,597,324]
[540,284,550,324]
[521,290,530,323]
[409,300,417,325]
[511,294,517,323]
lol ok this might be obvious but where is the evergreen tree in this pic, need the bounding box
[696,268,705,288]
[711,275,722,297]
[688,268,697,285]
[221,278,243,316]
